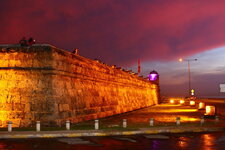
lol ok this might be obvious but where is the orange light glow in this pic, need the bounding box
[165,109,198,113]
[170,99,175,104]
[180,117,198,121]
[180,100,185,104]
[179,58,183,62]
[144,104,198,112]
[153,116,199,122]
[201,134,215,148]
[190,101,195,106]
[198,102,205,109]
[205,106,215,116]
[0,111,8,125]
[0,68,30,127]
[178,137,189,148]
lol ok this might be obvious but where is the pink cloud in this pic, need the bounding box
[1,0,225,66]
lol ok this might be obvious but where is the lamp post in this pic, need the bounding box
[179,58,197,97]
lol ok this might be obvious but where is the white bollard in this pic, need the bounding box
[36,121,41,132]
[66,120,70,130]
[123,119,127,128]
[150,118,154,126]
[215,116,219,123]
[95,120,99,130]
[8,121,12,132]
[176,117,180,126]
[200,117,205,126]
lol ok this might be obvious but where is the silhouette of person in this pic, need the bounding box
[19,37,28,46]
[72,48,79,55]
[28,37,35,46]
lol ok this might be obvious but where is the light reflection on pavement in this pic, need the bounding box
[99,104,203,127]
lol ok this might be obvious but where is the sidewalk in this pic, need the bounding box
[0,126,224,139]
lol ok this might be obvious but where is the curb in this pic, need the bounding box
[0,127,224,139]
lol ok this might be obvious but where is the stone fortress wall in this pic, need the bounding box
[0,44,159,127]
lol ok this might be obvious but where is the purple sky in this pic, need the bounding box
[1,0,225,97]
[137,48,225,97]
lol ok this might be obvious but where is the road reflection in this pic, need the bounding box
[0,142,7,150]
[151,140,160,150]
[201,134,216,150]
[177,136,189,149]
[1,132,225,150]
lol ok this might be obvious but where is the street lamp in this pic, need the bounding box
[179,58,197,97]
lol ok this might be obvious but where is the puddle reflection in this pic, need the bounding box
[177,137,189,149]
[201,134,216,150]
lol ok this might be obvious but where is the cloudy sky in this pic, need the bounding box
[1,0,225,97]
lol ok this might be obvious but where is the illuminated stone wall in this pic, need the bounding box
[0,44,159,127]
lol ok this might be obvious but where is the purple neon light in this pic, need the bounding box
[149,73,158,81]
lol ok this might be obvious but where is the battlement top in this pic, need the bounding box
[0,44,55,49]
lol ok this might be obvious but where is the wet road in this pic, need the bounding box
[1,132,225,150]
[0,103,224,150]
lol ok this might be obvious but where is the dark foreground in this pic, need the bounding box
[1,132,225,150]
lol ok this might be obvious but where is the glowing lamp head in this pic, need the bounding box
[205,106,216,116]
[190,101,195,106]
[149,70,159,81]
[149,74,157,81]
[198,102,205,109]
[180,100,185,104]
[170,99,174,104]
